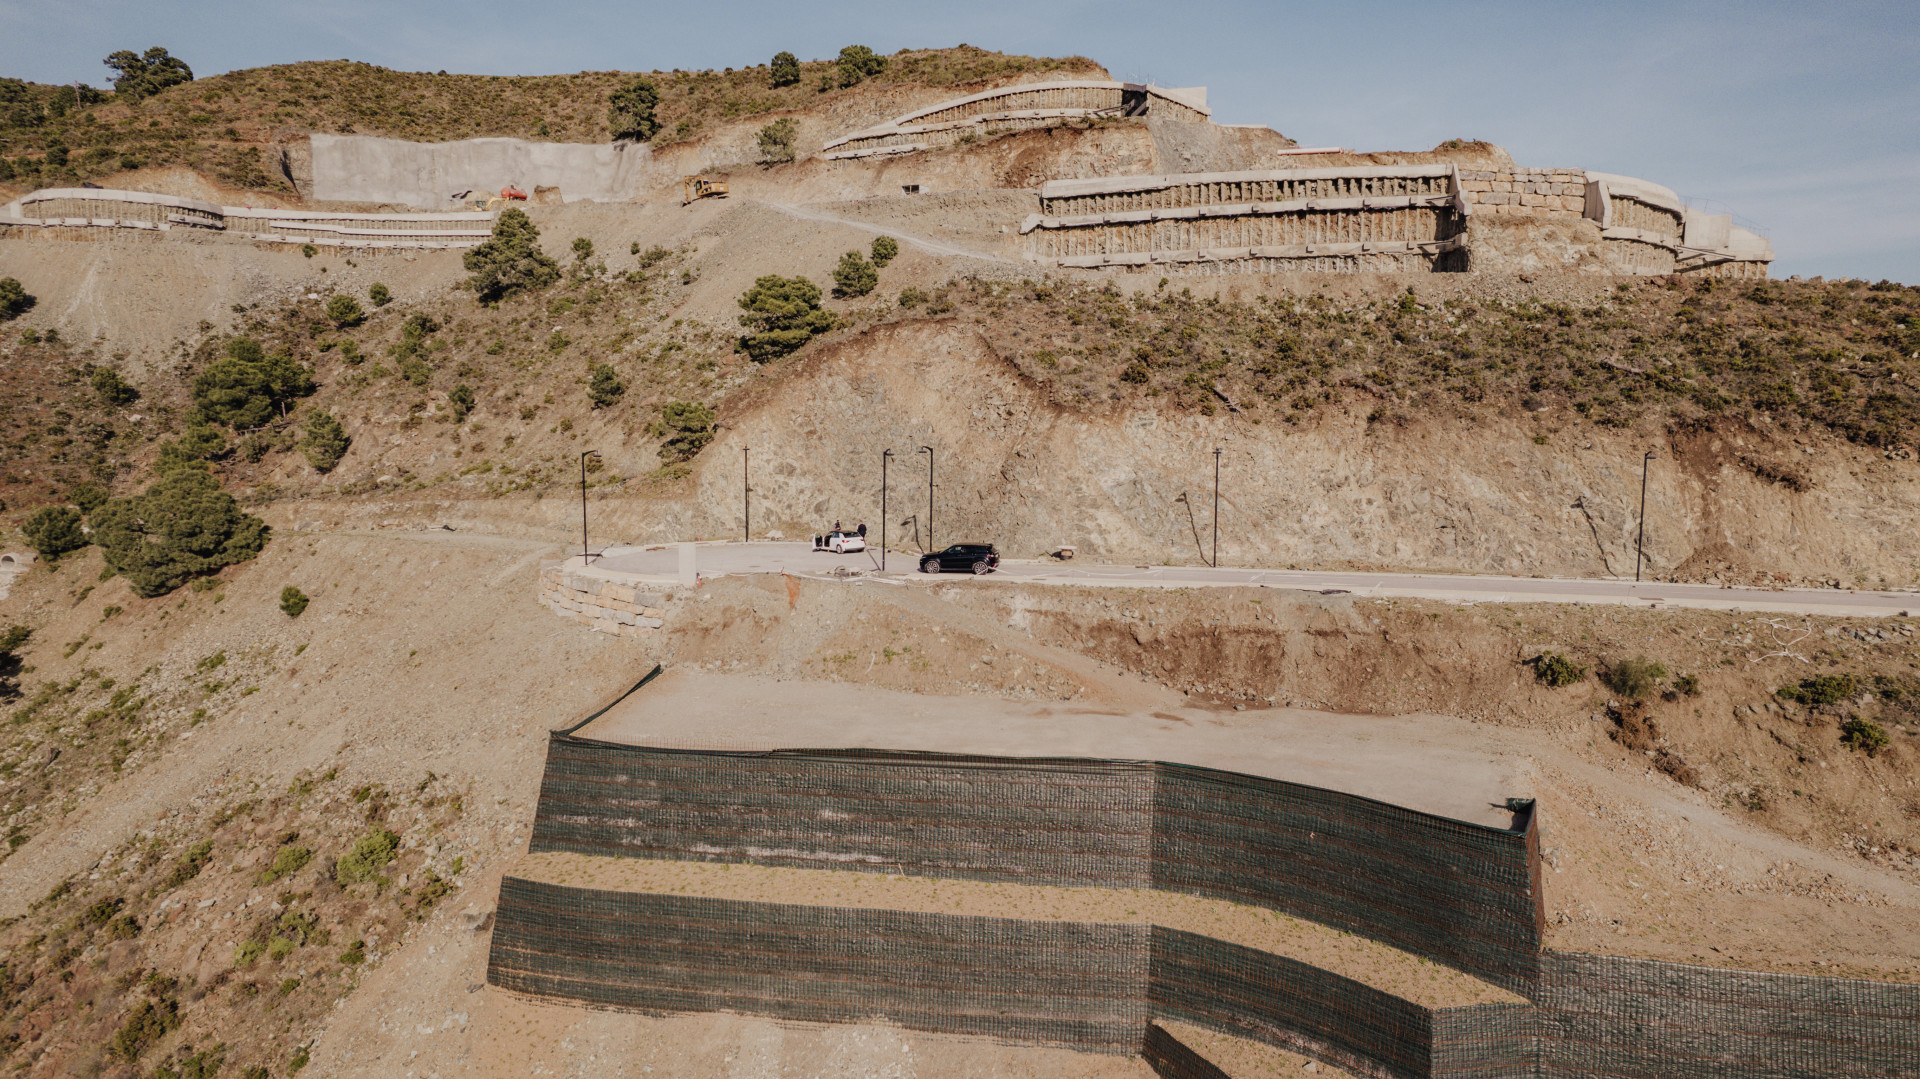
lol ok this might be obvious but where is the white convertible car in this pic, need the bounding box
[815,530,867,553]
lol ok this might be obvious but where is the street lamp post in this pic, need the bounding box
[579,449,601,563]
[742,446,750,543]
[1636,450,1654,582]
[918,445,935,554]
[881,449,894,572]
[1211,447,1222,569]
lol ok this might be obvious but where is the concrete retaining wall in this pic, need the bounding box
[309,134,650,208]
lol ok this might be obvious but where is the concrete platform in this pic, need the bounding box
[570,668,1526,829]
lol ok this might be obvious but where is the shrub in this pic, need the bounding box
[870,235,899,267]
[655,400,716,462]
[22,505,87,558]
[836,45,886,87]
[367,282,391,307]
[608,76,660,141]
[399,356,432,385]
[335,827,399,885]
[156,423,229,472]
[0,277,36,321]
[90,468,269,597]
[279,585,309,618]
[756,118,798,164]
[1600,656,1666,700]
[736,275,836,361]
[1673,673,1700,697]
[69,482,109,515]
[103,46,193,100]
[162,839,214,890]
[300,243,317,258]
[1839,715,1889,756]
[324,294,364,328]
[898,287,927,307]
[192,338,314,428]
[587,365,624,408]
[463,208,561,303]
[300,410,349,472]
[769,51,801,87]
[1777,673,1858,706]
[571,236,593,261]
[91,367,139,405]
[110,997,180,1060]
[448,383,475,421]
[1119,361,1151,385]
[831,251,878,298]
[255,843,311,884]
[1531,652,1587,688]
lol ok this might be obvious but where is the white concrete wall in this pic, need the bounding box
[310,134,653,208]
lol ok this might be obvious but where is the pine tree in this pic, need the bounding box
[300,410,350,472]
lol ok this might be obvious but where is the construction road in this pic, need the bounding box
[586,542,1919,618]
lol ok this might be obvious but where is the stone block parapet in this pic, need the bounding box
[536,556,681,639]
[0,187,496,250]
[824,80,1208,159]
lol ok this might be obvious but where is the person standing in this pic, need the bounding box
[856,522,868,540]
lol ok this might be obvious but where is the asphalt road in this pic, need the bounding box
[587,542,1920,618]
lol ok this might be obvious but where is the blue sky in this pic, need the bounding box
[4,0,1915,281]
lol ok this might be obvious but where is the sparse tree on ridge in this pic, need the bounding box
[769,52,801,88]
[608,77,660,142]
[103,47,193,100]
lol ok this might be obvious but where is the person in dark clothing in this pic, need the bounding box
[856,523,868,539]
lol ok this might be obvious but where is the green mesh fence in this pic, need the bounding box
[530,737,1538,992]
[510,737,1920,1078]
[489,877,1150,1053]
[1142,1023,1234,1079]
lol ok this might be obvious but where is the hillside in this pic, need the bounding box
[0,46,1101,196]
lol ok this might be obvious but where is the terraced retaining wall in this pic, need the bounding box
[0,187,495,248]
[824,80,1209,159]
[506,737,1920,1078]
[1023,165,1470,274]
[527,739,1541,994]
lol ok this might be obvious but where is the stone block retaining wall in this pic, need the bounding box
[536,563,677,638]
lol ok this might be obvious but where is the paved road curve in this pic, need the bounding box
[588,542,1919,618]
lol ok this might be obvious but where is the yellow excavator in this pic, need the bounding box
[682,176,730,206]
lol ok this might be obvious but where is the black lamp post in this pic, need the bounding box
[881,448,894,572]
[742,445,751,543]
[918,445,934,553]
[1636,450,1654,582]
[1211,447,1222,568]
[579,449,601,563]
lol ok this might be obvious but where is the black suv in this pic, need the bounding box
[919,543,1000,575]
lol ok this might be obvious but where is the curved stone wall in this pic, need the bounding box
[1,187,495,249]
[823,81,1209,160]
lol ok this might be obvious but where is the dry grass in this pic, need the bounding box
[0,46,1103,194]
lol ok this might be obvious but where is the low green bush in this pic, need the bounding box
[255,843,311,885]
[279,586,309,618]
[831,250,878,298]
[737,275,835,361]
[587,365,624,408]
[1600,656,1667,701]
[368,282,391,307]
[870,235,898,267]
[756,118,798,164]
[22,505,86,558]
[1840,715,1889,756]
[1531,652,1587,687]
[325,294,364,328]
[335,827,399,885]
[300,410,349,472]
[0,277,36,321]
[91,367,139,406]
[1777,673,1858,706]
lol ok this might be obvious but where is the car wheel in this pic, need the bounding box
[920,560,937,574]
[972,561,991,575]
